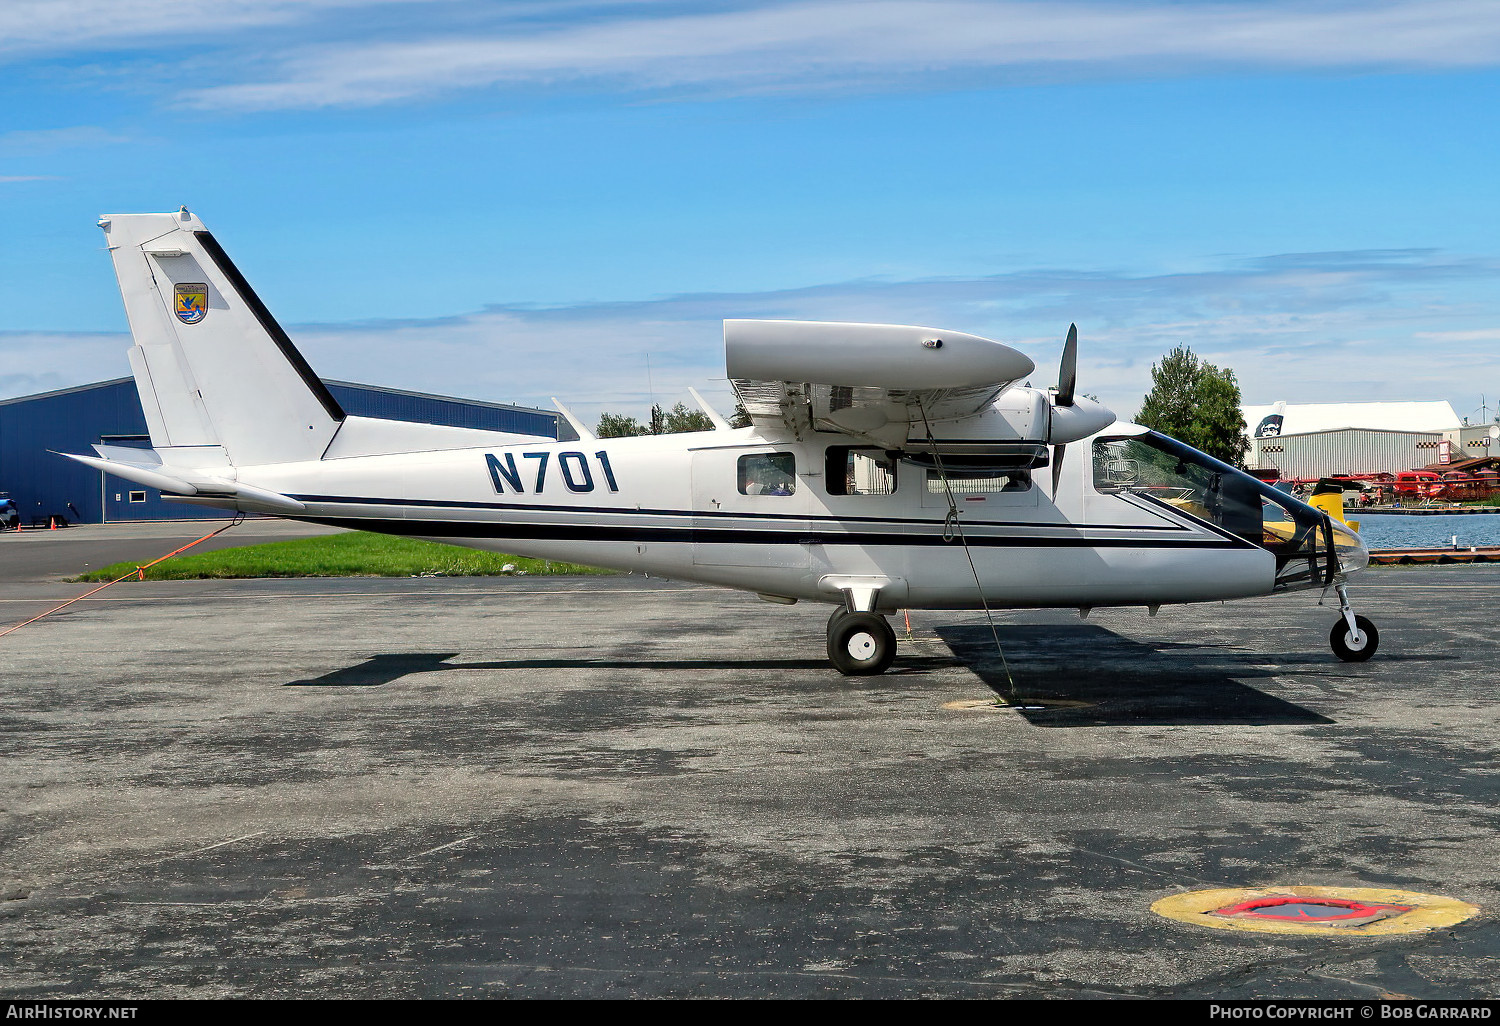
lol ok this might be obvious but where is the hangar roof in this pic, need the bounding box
[1243,400,1461,437]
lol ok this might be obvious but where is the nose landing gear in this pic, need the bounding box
[1330,583,1378,662]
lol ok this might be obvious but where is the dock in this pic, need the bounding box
[1354,505,1500,516]
[1368,546,1500,565]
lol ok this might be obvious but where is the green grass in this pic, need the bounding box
[73,531,610,582]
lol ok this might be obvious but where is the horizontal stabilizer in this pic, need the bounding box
[224,481,308,512]
[57,451,306,512]
[61,451,200,496]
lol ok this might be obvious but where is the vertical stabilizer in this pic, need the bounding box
[100,208,344,466]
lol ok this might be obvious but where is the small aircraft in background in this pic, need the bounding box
[68,209,1378,675]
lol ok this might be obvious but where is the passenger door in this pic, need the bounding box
[689,448,811,568]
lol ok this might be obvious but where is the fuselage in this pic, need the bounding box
[172,419,1367,613]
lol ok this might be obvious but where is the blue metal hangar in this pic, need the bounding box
[0,378,568,526]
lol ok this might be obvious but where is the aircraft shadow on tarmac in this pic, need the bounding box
[283,652,899,687]
[285,628,1332,728]
[936,624,1335,728]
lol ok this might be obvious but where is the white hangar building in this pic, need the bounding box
[1243,400,1495,480]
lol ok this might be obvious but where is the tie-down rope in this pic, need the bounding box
[917,404,1016,696]
[1,515,244,639]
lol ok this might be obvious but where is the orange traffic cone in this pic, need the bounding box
[49,519,56,530]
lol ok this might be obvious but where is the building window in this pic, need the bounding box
[128,491,147,503]
[738,453,796,495]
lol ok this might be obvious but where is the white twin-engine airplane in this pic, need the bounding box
[71,208,1378,676]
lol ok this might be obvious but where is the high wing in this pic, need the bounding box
[726,319,1039,449]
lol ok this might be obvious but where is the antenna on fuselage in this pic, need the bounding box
[551,398,597,441]
[688,387,733,431]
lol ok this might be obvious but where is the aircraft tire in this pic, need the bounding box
[1330,615,1378,662]
[828,612,897,676]
[828,605,852,632]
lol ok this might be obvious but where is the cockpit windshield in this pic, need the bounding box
[1093,431,1368,589]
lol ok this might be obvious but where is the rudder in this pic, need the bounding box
[100,208,344,467]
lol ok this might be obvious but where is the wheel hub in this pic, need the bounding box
[846,631,877,660]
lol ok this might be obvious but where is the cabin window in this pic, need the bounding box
[924,469,1031,495]
[738,452,797,495]
[826,447,897,495]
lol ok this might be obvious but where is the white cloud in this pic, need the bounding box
[176,0,1500,111]
[6,250,1496,426]
[0,0,439,59]
[0,332,132,400]
[0,126,132,156]
[289,250,1500,423]
[1414,328,1500,342]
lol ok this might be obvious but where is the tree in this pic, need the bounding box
[596,412,645,438]
[1135,346,1250,468]
[596,402,714,438]
[663,402,714,434]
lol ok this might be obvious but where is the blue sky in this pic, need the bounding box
[2,0,1498,426]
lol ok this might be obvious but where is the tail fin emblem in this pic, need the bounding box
[174,282,208,324]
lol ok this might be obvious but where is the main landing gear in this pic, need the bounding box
[827,606,897,676]
[1330,582,1379,662]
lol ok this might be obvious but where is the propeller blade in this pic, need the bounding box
[1056,323,1078,407]
[1051,443,1066,497]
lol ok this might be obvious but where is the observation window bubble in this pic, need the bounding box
[1092,431,1369,590]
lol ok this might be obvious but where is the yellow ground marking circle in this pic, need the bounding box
[1152,886,1478,936]
[942,698,1094,711]
[943,698,1010,711]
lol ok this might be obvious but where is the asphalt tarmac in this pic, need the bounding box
[0,525,1496,998]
